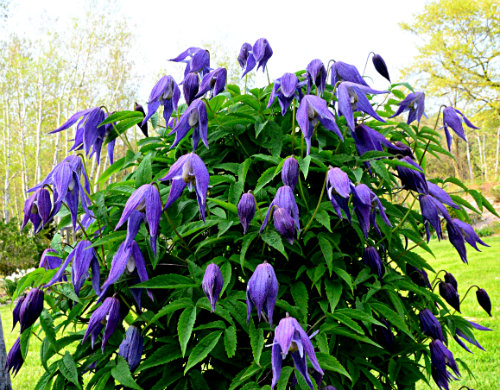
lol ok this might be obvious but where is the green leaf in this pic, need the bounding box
[207,197,238,214]
[332,266,353,291]
[135,154,152,187]
[20,329,31,359]
[178,306,197,357]
[40,309,57,347]
[105,116,143,145]
[240,232,258,269]
[324,279,342,312]
[249,320,264,365]
[224,326,237,358]
[137,344,181,372]
[316,352,351,379]
[59,352,81,389]
[276,366,293,390]
[291,282,308,321]
[299,155,312,179]
[134,274,197,289]
[329,312,364,334]
[254,166,276,194]
[318,233,333,274]
[100,110,143,125]
[261,229,287,259]
[111,356,143,390]
[184,331,222,374]
[371,302,414,340]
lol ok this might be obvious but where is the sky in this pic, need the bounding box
[5,0,430,100]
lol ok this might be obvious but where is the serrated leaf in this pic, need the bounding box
[249,321,264,365]
[224,326,237,358]
[111,356,142,390]
[135,154,152,187]
[316,352,351,379]
[254,166,276,194]
[276,366,293,390]
[240,232,258,270]
[324,279,342,312]
[40,309,57,346]
[178,306,197,357]
[137,344,181,372]
[318,233,333,274]
[134,274,197,289]
[59,351,81,389]
[261,229,287,259]
[184,331,222,374]
[208,197,238,214]
[332,266,353,291]
[291,282,308,321]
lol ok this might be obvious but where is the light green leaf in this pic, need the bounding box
[59,352,81,389]
[178,306,197,357]
[111,356,143,390]
[224,326,237,358]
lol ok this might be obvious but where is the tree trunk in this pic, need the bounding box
[1,97,11,221]
[482,133,488,181]
[466,131,474,181]
[476,135,484,181]
[0,313,13,390]
[495,128,500,180]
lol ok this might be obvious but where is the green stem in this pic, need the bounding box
[459,285,480,304]
[430,269,447,287]
[164,210,192,253]
[391,196,417,234]
[302,170,328,236]
[101,106,135,153]
[417,105,446,165]
[291,100,296,151]
[265,66,271,85]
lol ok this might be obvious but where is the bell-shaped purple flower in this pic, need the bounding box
[119,326,144,371]
[352,124,396,158]
[444,272,458,291]
[19,288,44,332]
[45,240,101,297]
[330,61,369,87]
[351,184,391,238]
[297,95,343,155]
[390,91,426,124]
[12,296,25,330]
[169,99,208,150]
[261,185,300,235]
[273,207,296,244]
[115,184,162,255]
[202,263,223,312]
[337,81,387,131]
[6,337,24,376]
[372,54,391,82]
[362,246,383,279]
[281,156,299,189]
[450,218,489,251]
[439,282,460,312]
[373,318,394,350]
[419,195,452,241]
[196,67,227,99]
[446,220,468,264]
[22,188,52,233]
[430,339,460,385]
[454,320,491,353]
[39,248,65,282]
[305,59,327,95]
[246,261,278,325]
[326,167,352,221]
[134,102,148,137]
[142,75,181,126]
[182,72,200,106]
[267,73,304,115]
[396,156,428,194]
[407,264,431,288]
[170,47,211,77]
[427,181,459,209]
[442,107,478,151]
[387,141,415,159]
[238,192,256,234]
[476,288,491,316]
[82,297,121,352]
[161,152,209,222]
[252,38,273,72]
[419,309,444,341]
[271,314,324,390]
[238,43,253,68]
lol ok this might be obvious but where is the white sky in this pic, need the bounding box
[5,0,429,100]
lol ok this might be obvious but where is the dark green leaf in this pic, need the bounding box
[184,331,222,374]
[178,306,197,357]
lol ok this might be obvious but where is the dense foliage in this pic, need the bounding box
[7,41,496,390]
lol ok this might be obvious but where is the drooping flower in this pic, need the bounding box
[390,91,426,124]
[419,195,452,241]
[39,248,64,281]
[6,337,24,376]
[330,61,369,87]
[427,181,459,209]
[326,167,352,221]
[444,272,458,291]
[372,53,391,82]
[202,263,223,312]
[170,47,211,77]
[45,240,101,297]
[142,75,181,126]
[419,309,444,341]
[119,326,144,371]
[161,152,209,222]
[168,99,208,150]
[362,246,384,279]
[21,188,52,233]
[134,102,148,137]
[351,184,391,238]
[406,264,431,288]
[246,262,278,325]
[271,314,324,390]
[373,318,394,350]
[430,339,460,389]
[442,107,478,151]
[446,220,468,264]
[195,67,227,99]
[82,297,121,352]
[281,156,299,189]
[11,296,25,330]
[351,124,396,158]
[454,321,490,353]
[238,43,253,69]
[296,94,343,155]
[252,38,273,73]
[387,141,415,159]
[267,73,304,115]
[273,207,296,244]
[238,192,256,234]
[115,184,162,255]
[337,81,387,131]
[261,185,300,236]
[450,218,489,251]
[396,156,428,194]
[305,59,327,95]
[476,288,491,316]
[439,282,460,312]
[182,72,200,106]
[19,288,44,332]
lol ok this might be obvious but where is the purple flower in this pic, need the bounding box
[267,73,304,115]
[6,337,23,376]
[305,59,327,95]
[444,272,457,290]
[396,156,428,194]
[419,309,444,341]
[119,326,144,371]
[450,218,489,251]
[476,288,491,316]
[273,207,296,244]
[168,99,208,150]
[374,319,394,350]
[202,263,223,312]
[161,152,209,222]
[372,53,391,82]
[390,91,426,124]
[326,167,352,221]
[362,246,384,279]
[22,188,52,233]
[182,72,200,106]
[439,282,460,312]
[337,81,387,131]
[330,61,369,87]
[427,182,459,209]
[430,339,460,388]
[419,195,452,242]
[134,102,148,137]
[12,296,25,330]
[281,156,299,189]
[142,75,181,126]
[82,297,121,352]
[387,141,415,159]
[297,95,343,155]
[238,192,256,234]
[115,184,162,255]
[195,67,227,99]
[447,218,489,264]
[252,38,273,73]
[351,124,396,157]
[454,322,489,353]
[407,264,431,288]
[271,314,324,390]
[39,248,62,269]
[261,186,300,235]
[246,262,278,325]
[170,47,211,77]
[238,42,256,77]
[45,240,100,297]
[442,107,478,151]
[19,288,44,332]
[351,184,391,238]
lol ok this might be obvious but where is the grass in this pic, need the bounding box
[1,236,499,390]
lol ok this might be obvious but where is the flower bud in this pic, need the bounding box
[237,192,256,234]
[246,262,278,325]
[119,326,144,371]
[19,288,44,332]
[134,102,148,137]
[439,282,460,312]
[273,207,295,244]
[12,295,25,330]
[281,156,299,189]
[372,53,391,82]
[362,246,383,279]
[444,272,458,291]
[406,264,431,288]
[6,337,24,376]
[419,309,444,341]
[476,288,492,316]
[202,263,223,312]
[183,72,199,106]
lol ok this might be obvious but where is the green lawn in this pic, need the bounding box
[1,236,499,390]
